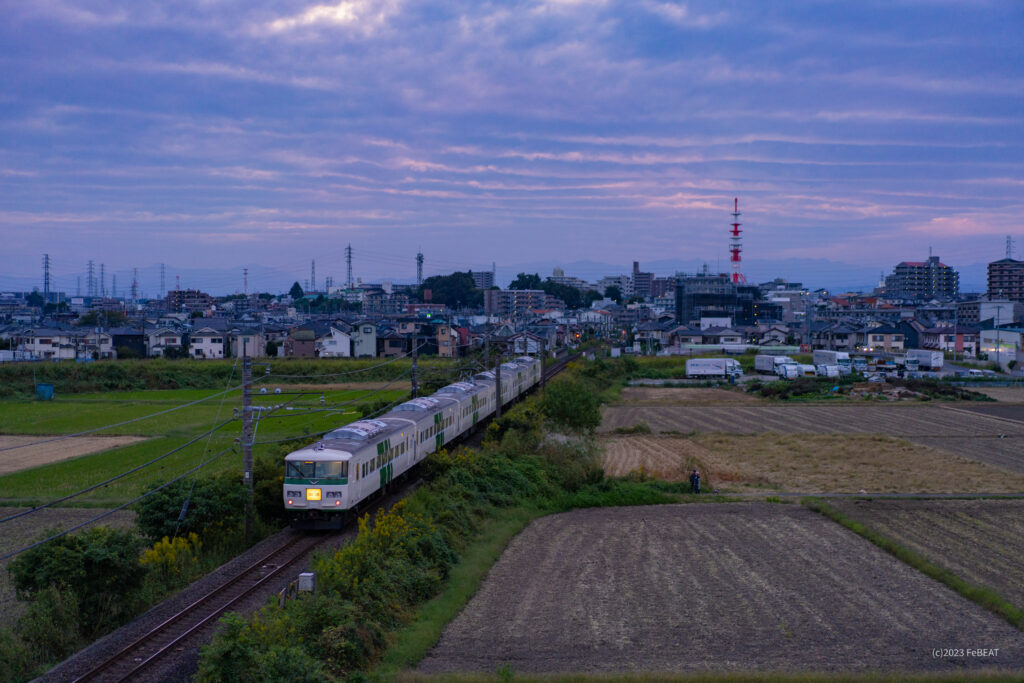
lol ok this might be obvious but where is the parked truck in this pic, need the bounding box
[894,354,920,372]
[815,364,840,377]
[775,363,801,380]
[812,350,852,374]
[754,354,795,375]
[686,358,743,379]
[905,349,943,370]
[851,356,868,373]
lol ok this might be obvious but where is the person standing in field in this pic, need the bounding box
[689,468,701,494]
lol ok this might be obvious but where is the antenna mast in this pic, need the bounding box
[729,198,746,284]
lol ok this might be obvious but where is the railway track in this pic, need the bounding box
[66,354,577,682]
[71,530,326,683]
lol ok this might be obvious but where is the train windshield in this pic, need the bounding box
[286,461,348,479]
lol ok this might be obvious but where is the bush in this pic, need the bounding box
[540,377,601,433]
[135,474,247,545]
[8,526,146,636]
[140,533,203,590]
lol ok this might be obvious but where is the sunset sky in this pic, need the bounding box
[2,0,1022,294]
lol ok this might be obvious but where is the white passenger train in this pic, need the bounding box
[283,357,542,529]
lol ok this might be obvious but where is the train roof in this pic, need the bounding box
[324,419,393,441]
[392,396,444,411]
[436,381,480,395]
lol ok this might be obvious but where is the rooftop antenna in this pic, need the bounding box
[729,197,746,284]
[1007,235,1015,260]
[243,267,248,296]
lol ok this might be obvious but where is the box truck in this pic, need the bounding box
[686,358,743,379]
[754,354,795,375]
[905,349,943,370]
[812,350,852,374]
[815,364,840,378]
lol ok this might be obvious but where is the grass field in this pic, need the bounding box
[0,385,407,505]
[417,504,1024,674]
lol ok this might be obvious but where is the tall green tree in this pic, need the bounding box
[604,285,622,303]
[417,272,482,308]
[509,272,543,290]
[289,282,304,299]
[541,280,582,309]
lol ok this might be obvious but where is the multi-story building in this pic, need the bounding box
[988,258,1024,302]
[549,268,595,291]
[956,299,1023,326]
[674,269,761,326]
[470,270,495,290]
[166,289,214,314]
[884,256,958,299]
[631,262,654,299]
[484,289,548,316]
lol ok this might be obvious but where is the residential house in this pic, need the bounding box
[15,328,76,360]
[147,327,186,357]
[190,327,226,359]
[435,322,459,358]
[862,324,904,352]
[921,325,979,357]
[319,324,353,358]
[701,326,743,346]
[376,327,408,357]
[284,322,331,358]
[230,327,267,358]
[351,320,378,358]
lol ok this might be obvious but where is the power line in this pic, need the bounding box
[0,444,237,562]
[0,417,237,525]
[0,382,248,454]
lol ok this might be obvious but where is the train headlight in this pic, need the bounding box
[307,488,322,501]
[287,499,293,505]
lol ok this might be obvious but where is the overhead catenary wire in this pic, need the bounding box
[0,444,238,562]
[0,381,249,454]
[0,417,237,525]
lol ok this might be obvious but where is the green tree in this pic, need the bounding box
[509,272,543,290]
[584,290,603,306]
[135,475,247,544]
[540,280,582,309]
[540,377,601,433]
[289,282,304,299]
[417,272,482,308]
[8,527,146,635]
[26,291,44,308]
[604,285,622,303]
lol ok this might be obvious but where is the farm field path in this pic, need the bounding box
[418,504,1024,675]
[0,435,149,476]
[599,403,1024,473]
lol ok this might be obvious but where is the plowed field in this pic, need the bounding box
[601,434,1024,493]
[828,499,1024,608]
[599,403,1024,474]
[418,504,1024,674]
[616,387,758,404]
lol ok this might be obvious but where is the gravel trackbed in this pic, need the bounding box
[418,504,1024,675]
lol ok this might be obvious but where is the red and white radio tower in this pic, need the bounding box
[729,197,746,284]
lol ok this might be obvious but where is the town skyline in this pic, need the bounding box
[2,1,1022,291]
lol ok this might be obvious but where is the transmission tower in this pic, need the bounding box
[729,198,746,284]
[243,267,248,295]
[100,263,106,297]
[42,254,51,304]
[346,244,353,289]
[132,268,139,305]
[112,274,117,299]
[87,260,95,297]
[311,260,316,293]
[76,276,81,297]
[160,263,166,297]
[416,249,423,286]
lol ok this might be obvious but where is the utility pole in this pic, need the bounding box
[42,254,50,305]
[495,348,502,419]
[484,327,490,368]
[241,343,254,540]
[411,331,419,398]
[346,244,353,289]
[540,337,547,389]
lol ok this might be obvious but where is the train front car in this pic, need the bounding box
[284,418,408,530]
[283,440,354,530]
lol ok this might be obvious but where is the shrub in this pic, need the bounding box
[540,377,601,433]
[135,474,247,545]
[8,526,146,636]
[140,533,203,590]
